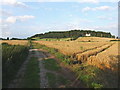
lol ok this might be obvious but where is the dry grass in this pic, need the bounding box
[76,43,114,62]
[76,37,116,42]
[86,42,119,71]
[34,41,110,55]
[0,40,28,45]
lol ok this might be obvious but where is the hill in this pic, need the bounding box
[28,30,115,40]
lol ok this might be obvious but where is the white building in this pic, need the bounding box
[85,33,91,36]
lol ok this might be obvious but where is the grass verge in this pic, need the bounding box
[22,57,40,88]
[72,63,118,88]
[46,72,56,87]
[74,64,103,88]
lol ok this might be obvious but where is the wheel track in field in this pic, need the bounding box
[72,43,110,59]
[72,42,115,63]
[32,49,49,88]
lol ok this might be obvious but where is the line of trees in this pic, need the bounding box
[0,37,27,40]
[28,30,115,40]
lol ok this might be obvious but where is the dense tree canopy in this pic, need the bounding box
[28,30,115,39]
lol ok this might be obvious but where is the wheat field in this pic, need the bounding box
[87,42,119,71]
[34,37,119,70]
[0,40,28,45]
[34,41,111,55]
[76,37,116,42]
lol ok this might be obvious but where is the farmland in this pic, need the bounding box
[34,41,111,55]
[32,37,72,41]
[87,42,119,70]
[34,38,119,71]
[1,37,119,88]
[0,40,28,45]
[76,37,116,42]
[33,37,119,88]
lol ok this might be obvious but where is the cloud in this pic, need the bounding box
[94,23,117,31]
[82,6,113,12]
[37,0,98,3]
[91,23,118,36]
[36,0,118,3]
[0,9,12,16]
[69,18,94,25]
[5,15,35,24]
[78,0,99,3]
[1,0,28,8]
[97,16,113,20]
[2,31,11,37]
[6,17,16,24]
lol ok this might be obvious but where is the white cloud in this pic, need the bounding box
[82,7,91,12]
[1,0,28,8]
[6,17,16,24]
[35,0,118,3]
[94,6,112,10]
[5,15,35,24]
[82,6,113,12]
[17,15,35,21]
[37,0,99,3]
[78,0,99,3]
[97,16,113,20]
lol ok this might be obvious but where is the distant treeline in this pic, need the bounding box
[28,30,115,40]
[0,37,27,40]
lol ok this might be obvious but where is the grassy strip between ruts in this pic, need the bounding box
[44,59,61,71]
[22,57,40,88]
[46,72,70,88]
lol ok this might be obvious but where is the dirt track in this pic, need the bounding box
[8,48,85,88]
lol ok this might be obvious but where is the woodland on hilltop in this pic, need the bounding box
[28,30,115,40]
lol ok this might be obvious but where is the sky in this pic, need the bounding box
[0,0,119,38]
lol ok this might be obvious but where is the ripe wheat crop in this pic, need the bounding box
[87,42,119,70]
[0,40,28,45]
[34,41,110,55]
